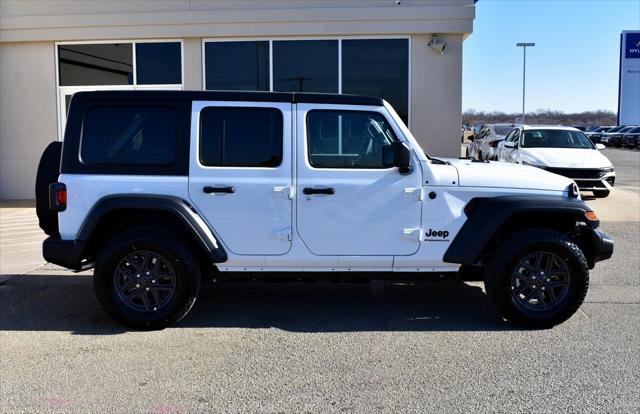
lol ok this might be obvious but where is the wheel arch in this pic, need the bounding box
[78,195,227,269]
[444,195,596,266]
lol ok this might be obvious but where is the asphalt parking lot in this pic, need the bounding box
[1,150,638,413]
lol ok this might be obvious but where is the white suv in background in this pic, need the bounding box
[499,125,615,198]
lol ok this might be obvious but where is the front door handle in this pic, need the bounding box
[203,186,235,194]
[303,187,335,195]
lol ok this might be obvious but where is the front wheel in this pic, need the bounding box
[484,229,589,329]
[94,229,201,329]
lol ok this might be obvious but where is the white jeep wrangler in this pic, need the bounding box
[36,91,613,329]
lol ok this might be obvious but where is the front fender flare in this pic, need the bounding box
[443,195,594,265]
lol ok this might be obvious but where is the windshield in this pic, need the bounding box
[596,127,611,132]
[521,129,595,149]
[494,125,514,135]
[618,126,634,133]
[607,126,625,133]
[629,127,640,134]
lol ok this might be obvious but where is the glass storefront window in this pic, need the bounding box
[342,39,409,124]
[136,42,182,85]
[204,41,269,91]
[58,43,133,86]
[273,40,338,93]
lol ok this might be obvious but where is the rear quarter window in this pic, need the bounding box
[80,106,178,165]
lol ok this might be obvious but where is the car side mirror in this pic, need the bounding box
[596,143,606,150]
[505,141,518,148]
[383,141,412,174]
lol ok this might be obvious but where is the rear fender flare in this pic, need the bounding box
[78,195,227,263]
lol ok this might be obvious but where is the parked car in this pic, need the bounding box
[476,124,518,160]
[600,125,630,146]
[621,126,640,148]
[608,126,636,147]
[466,125,487,158]
[584,126,613,144]
[498,125,615,198]
[35,90,613,329]
[467,124,516,160]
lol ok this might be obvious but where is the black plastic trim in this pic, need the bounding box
[586,228,614,266]
[78,195,228,263]
[43,236,86,270]
[444,195,596,265]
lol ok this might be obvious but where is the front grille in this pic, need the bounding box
[545,167,609,179]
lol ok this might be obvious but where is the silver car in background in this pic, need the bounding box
[469,124,518,160]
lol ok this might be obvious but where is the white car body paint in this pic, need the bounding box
[58,104,576,272]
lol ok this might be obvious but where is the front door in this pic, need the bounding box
[189,101,293,255]
[295,104,423,256]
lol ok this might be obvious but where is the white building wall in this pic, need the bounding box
[0,0,474,199]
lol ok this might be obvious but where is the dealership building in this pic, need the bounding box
[0,0,475,200]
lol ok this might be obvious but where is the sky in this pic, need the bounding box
[462,0,640,114]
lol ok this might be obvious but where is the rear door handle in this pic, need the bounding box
[203,186,235,194]
[303,187,335,195]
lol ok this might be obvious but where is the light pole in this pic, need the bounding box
[516,42,535,123]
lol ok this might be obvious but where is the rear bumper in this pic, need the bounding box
[43,236,87,271]
[584,228,614,267]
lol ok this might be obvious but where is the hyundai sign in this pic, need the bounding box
[618,31,640,125]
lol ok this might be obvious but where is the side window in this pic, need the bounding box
[513,130,521,144]
[504,129,516,142]
[81,106,177,165]
[200,107,283,167]
[306,110,399,169]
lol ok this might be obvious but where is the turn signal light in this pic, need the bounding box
[584,211,598,221]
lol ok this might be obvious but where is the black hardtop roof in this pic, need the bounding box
[72,90,384,106]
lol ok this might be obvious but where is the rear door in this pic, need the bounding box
[295,104,423,256]
[188,101,293,255]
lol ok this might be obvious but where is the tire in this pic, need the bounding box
[465,148,469,157]
[477,151,483,161]
[592,190,610,198]
[484,229,589,329]
[94,228,201,329]
[35,141,62,235]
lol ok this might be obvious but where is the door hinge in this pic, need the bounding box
[404,187,424,201]
[273,186,293,200]
[402,228,422,241]
[272,227,292,241]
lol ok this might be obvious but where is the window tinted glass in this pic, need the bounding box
[522,129,594,149]
[273,40,338,93]
[307,110,399,169]
[200,107,283,167]
[136,42,182,85]
[204,42,269,91]
[59,44,133,86]
[342,39,409,124]
[81,106,177,165]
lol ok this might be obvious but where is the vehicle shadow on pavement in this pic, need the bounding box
[0,273,517,334]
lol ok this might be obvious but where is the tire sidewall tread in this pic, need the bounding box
[94,228,201,330]
[485,229,589,329]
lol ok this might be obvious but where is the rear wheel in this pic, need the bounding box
[484,229,589,329]
[94,229,201,329]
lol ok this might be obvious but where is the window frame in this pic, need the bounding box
[198,106,285,168]
[55,39,185,140]
[305,108,402,170]
[201,36,411,126]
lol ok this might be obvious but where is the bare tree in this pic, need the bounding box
[463,109,617,127]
